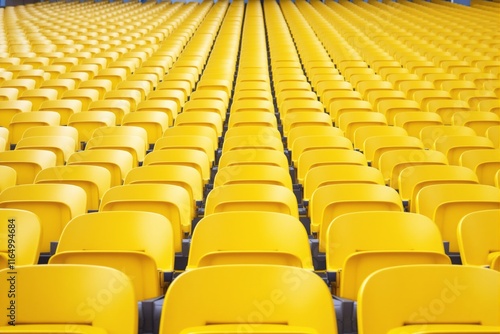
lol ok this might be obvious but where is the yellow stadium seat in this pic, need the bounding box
[78,79,113,100]
[0,264,137,333]
[67,111,116,146]
[452,111,500,136]
[378,149,448,187]
[123,165,202,219]
[327,212,450,299]
[50,210,174,299]
[415,184,500,252]
[99,184,190,252]
[0,88,19,101]
[8,111,61,147]
[38,99,82,126]
[398,165,479,212]
[0,184,86,253]
[159,264,337,334]
[363,135,424,168]
[303,165,384,202]
[154,135,215,166]
[0,208,41,268]
[1,78,36,95]
[62,89,100,111]
[297,148,367,184]
[15,136,75,166]
[283,111,332,136]
[175,111,223,137]
[214,165,292,189]
[458,209,500,268]
[204,183,298,218]
[393,111,443,138]
[378,99,421,125]
[0,100,32,128]
[291,135,353,166]
[68,149,133,187]
[143,148,211,185]
[486,125,500,149]
[460,149,500,186]
[427,99,471,124]
[311,184,403,248]
[35,165,111,212]
[137,100,178,127]
[186,211,313,270]
[338,112,387,142]
[434,135,495,165]
[357,265,500,334]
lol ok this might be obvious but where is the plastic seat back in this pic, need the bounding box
[49,211,174,299]
[0,264,137,333]
[327,212,450,299]
[204,184,298,218]
[99,184,191,251]
[159,265,337,334]
[187,212,313,270]
[416,184,500,252]
[0,208,41,268]
[310,183,404,241]
[458,209,500,267]
[0,184,86,253]
[0,150,57,184]
[357,265,500,334]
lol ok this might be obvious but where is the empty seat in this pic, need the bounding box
[49,211,174,300]
[310,183,403,242]
[378,99,421,125]
[0,184,86,253]
[62,89,100,111]
[123,165,202,218]
[303,165,384,202]
[458,209,500,268]
[204,184,298,218]
[144,147,211,185]
[159,264,337,334]
[67,111,116,147]
[427,99,471,124]
[337,111,387,142]
[35,165,111,212]
[363,135,424,168]
[434,135,495,165]
[327,212,450,299]
[0,208,40,268]
[0,100,32,128]
[88,100,131,125]
[8,111,61,147]
[68,149,133,187]
[186,211,313,270]
[15,135,75,166]
[214,165,293,189]
[291,135,353,166]
[393,111,443,137]
[0,150,56,184]
[154,135,215,166]
[283,111,332,136]
[0,264,137,333]
[415,184,500,253]
[452,111,500,136]
[38,100,82,126]
[357,265,500,334]
[460,149,500,186]
[297,148,368,184]
[18,88,59,111]
[136,100,178,127]
[378,149,449,187]
[99,184,191,251]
